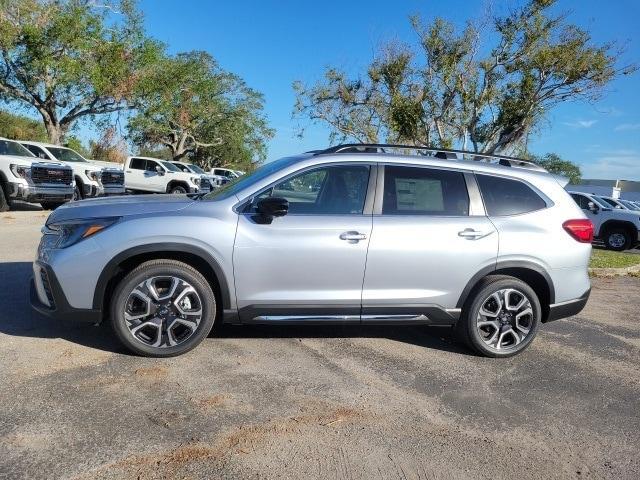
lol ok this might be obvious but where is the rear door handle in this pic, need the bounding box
[458,228,492,240]
[340,231,367,242]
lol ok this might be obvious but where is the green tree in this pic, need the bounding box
[530,153,582,184]
[0,109,46,140]
[294,0,634,154]
[127,51,273,166]
[0,0,163,144]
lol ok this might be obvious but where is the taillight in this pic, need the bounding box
[563,219,594,243]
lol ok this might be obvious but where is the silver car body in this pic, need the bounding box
[32,151,591,327]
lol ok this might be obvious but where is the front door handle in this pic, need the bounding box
[340,231,367,242]
[458,228,492,240]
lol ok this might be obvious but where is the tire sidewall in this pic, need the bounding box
[170,185,187,194]
[110,262,216,357]
[605,229,630,251]
[464,278,541,358]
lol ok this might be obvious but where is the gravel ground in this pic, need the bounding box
[1,210,639,480]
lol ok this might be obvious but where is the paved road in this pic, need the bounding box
[1,210,639,480]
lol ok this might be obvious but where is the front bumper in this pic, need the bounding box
[8,181,74,203]
[545,288,591,322]
[100,184,126,196]
[30,261,101,324]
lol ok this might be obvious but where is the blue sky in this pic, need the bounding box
[129,1,639,180]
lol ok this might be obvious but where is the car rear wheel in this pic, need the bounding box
[603,228,631,251]
[110,259,216,357]
[457,275,541,358]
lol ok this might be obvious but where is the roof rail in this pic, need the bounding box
[315,143,547,173]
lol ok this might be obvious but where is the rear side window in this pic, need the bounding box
[382,166,469,216]
[130,158,146,170]
[477,174,546,216]
[570,193,591,209]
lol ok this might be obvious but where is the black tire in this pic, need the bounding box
[73,183,83,201]
[0,183,9,212]
[603,228,631,251]
[40,202,66,210]
[110,259,216,357]
[457,275,541,358]
[169,184,187,194]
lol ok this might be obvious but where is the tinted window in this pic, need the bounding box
[570,193,591,209]
[382,166,469,216]
[250,165,370,215]
[130,158,146,170]
[145,160,160,172]
[477,174,546,216]
[0,139,34,157]
[47,146,87,162]
[173,163,190,172]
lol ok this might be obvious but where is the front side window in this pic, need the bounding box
[145,160,159,172]
[173,163,190,172]
[24,144,50,159]
[382,166,469,216]
[570,193,591,210]
[477,174,546,216]
[249,164,370,215]
[161,161,181,172]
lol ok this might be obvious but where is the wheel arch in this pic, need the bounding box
[166,180,189,193]
[94,243,231,321]
[599,220,637,239]
[456,261,555,322]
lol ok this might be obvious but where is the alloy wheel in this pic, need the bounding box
[608,233,626,249]
[124,276,203,348]
[476,288,533,352]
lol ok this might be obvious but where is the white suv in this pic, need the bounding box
[170,161,225,188]
[124,156,211,194]
[569,191,640,250]
[20,141,125,200]
[0,138,74,211]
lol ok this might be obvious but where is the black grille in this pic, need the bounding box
[31,166,73,185]
[200,178,211,189]
[100,170,124,185]
[40,268,55,308]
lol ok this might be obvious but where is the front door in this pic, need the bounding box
[126,157,148,190]
[233,163,374,322]
[362,165,498,322]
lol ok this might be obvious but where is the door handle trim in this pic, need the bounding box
[458,228,493,240]
[340,231,367,242]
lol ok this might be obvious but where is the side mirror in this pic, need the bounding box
[254,197,289,223]
[155,165,165,176]
[587,201,599,213]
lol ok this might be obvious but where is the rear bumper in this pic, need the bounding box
[30,261,101,324]
[545,288,591,322]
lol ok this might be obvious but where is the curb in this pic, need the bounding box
[589,264,640,277]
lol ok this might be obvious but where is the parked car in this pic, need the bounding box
[20,141,125,200]
[32,144,592,358]
[210,167,241,180]
[0,138,74,211]
[568,191,640,250]
[599,196,640,213]
[124,156,211,194]
[170,161,227,188]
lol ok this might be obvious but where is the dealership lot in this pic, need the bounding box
[1,210,639,480]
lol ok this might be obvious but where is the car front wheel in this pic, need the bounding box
[110,259,216,357]
[457,275,541,358]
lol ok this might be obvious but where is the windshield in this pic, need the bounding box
[0,139,35,157]
[47,146,87,162]
[188,164,206,174]
[202,156,303,201]
[161,161,181,172]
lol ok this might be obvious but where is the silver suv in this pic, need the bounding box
[31,144,593,358]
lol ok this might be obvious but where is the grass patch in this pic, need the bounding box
[590,249,640,269]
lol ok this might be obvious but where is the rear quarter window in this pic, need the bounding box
[477,174,547,216]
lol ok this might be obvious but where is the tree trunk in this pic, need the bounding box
[39,109,64,145]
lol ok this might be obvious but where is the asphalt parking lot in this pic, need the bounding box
[1,209,639,480]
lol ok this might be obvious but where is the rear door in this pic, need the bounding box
[362,164,498,321]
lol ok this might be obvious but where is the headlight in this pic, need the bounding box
[10,164,30,178]
[85,169,100,181]
[46,217,119,248]
[191,176,200,186]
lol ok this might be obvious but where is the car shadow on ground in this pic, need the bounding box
[0,261,471,357]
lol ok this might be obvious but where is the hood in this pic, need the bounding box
[0,154,67,167]
[88,159,124,170]
[46,194,195,224]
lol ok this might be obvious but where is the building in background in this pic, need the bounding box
[567,179,640,202]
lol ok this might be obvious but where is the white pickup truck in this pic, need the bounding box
[170,161,227,188]
[0,138,74,211]
[20,141,125,200]
[124,156,212,194]
[569,191,640,250]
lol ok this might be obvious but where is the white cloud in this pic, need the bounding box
[582,151,640,181]
[614,123,640,131]
[563,119,597,128]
